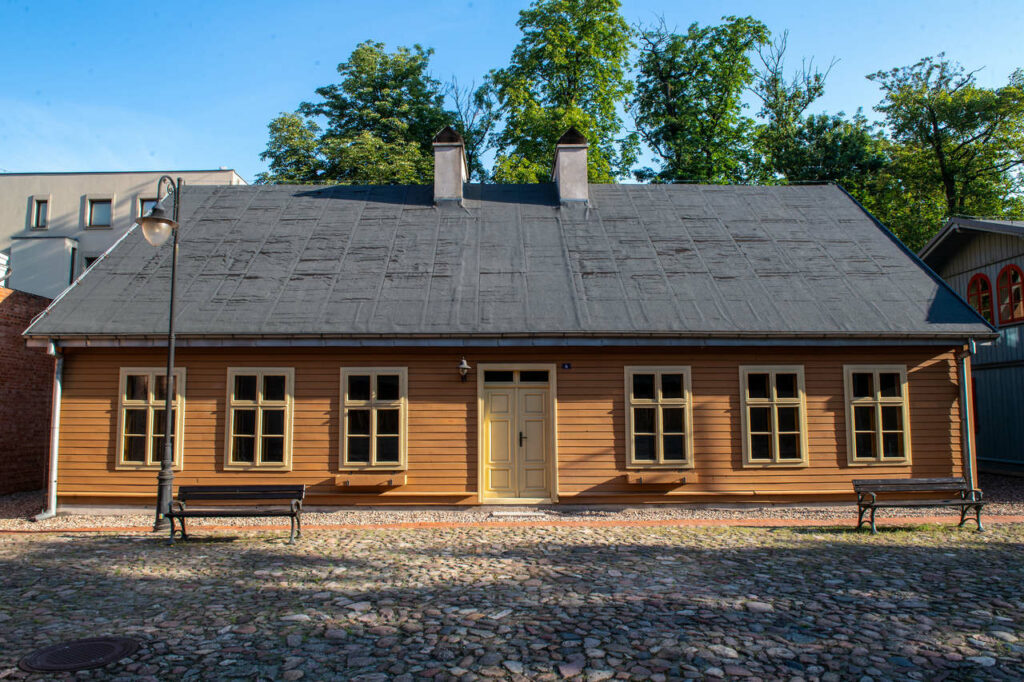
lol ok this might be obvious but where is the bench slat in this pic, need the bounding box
[853,477,968,493]
[177,485,305,501]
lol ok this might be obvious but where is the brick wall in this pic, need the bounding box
[0,288,53,495]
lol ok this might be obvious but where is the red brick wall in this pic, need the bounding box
[0,288,54,495]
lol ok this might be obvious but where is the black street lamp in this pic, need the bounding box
[136,176,182,532]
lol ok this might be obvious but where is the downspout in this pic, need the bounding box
[33,341,63,521]
[957,339,977,489]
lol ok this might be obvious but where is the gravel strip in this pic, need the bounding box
[1,523,1022,680]
[2,473,1021,532]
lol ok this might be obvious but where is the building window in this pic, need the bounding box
[225,368,294,469]
[117,368,186,469]
[844,366,910,465]
[740,366,808,466]
[84,257,98,269]
[340,368,408,469]
[997,265,1024,324]
[967,273,994,324]
[33,199,48,229]
[625,367,693,468]
[88,199,112,227]
[139,198,158,217]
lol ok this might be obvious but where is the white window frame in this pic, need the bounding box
[83,193,115,229]
[624,366,694,469]
[29,194,51,230]
[340,367,408,470]
[739,365,809,467]
[136,196,159,222]
[116,367,186,470]
[844,365,912,466]
[224,367,294,470]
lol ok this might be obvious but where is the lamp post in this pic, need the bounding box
[137,176,182,532]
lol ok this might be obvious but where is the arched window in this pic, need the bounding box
[997,265,1024,324]
[967,274,994,324]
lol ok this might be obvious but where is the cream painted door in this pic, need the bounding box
[517,388,549,498]
[483,386,550,500]
[483,388,517,498]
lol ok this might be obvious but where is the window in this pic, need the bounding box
[84,257,98,269]
[88,199,112,227]
[740,366,807,466]
[139,198,158,217]
[997,265,1024,324]
[33,199,48,229]
[844,366,910,465]
[117,368,186,469]
[967,274,994,324]
[341,368,408,469]
[225,368,293,469]
[625,367,693,468]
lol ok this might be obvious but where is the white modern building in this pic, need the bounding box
[1,169,246,298]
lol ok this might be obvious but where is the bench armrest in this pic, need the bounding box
[290,500,302,514]
[966,489,984,502]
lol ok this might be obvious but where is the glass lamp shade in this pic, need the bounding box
[137,205,177,246]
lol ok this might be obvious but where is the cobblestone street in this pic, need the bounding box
[2,522,1023,680]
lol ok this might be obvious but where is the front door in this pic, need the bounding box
[481,368,553,501]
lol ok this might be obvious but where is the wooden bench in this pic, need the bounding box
[165,485,305,545]
[853,477,984,534]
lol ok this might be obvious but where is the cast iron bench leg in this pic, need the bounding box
[167,515,175,546]
[870,507,878,535]
[289,515,296,544]
[856,505,867,530]
[975,505,985,532]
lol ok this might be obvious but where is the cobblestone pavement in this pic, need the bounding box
[2,523,1023,681]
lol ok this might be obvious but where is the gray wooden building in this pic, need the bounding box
[921,217,1024,471]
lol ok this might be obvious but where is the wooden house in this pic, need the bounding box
[24,130,995,509]
[921,217,1024,472]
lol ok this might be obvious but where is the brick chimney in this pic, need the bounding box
[552,127,589,204]
[433,126,468,203]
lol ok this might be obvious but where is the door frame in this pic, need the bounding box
[476,363,559,504]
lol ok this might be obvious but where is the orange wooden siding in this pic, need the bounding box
[54,346,964,505]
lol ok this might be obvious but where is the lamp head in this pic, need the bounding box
[138,204,178,246]
[458,357,471,381]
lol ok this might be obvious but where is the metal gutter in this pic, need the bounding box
[957,340,977,489]
[29,334,995,349]
[33,342,63,521]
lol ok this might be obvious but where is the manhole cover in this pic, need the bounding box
[19,636,140,672]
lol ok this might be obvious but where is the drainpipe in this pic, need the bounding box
[957,339,977,489]
[33,340,63,521]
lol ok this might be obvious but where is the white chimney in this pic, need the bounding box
[433,126,468,203]
[552,127,589,204]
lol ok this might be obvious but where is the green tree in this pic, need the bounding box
[769,111,889,185]
[632,16,769,183]
[868,55,1024,217]
[257,41,452,185]
[489,0,638,183]
[751,32,834,183]
[447,78,497,182]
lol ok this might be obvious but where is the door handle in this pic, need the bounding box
[519,431,526,447]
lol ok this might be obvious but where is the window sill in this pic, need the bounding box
[223,463,292,472]
[626,463,693,471]
[847,459,911,467]
[115,463,183,472]
[85,225,112,230]
[626,472,687,486]
[742,461,809,468]
[336,472,407,487]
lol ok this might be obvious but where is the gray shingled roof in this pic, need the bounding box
[25,183,993,340]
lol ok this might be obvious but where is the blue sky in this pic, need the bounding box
[1,0,1021,182]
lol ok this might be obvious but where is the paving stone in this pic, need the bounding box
[1,523,1023,680]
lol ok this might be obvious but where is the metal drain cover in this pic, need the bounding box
[19,636,140,672]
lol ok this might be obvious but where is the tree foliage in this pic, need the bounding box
[488,0,638,183]
[632,16,769,183]
[868,55,1024,217]
[258,41,452,185]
